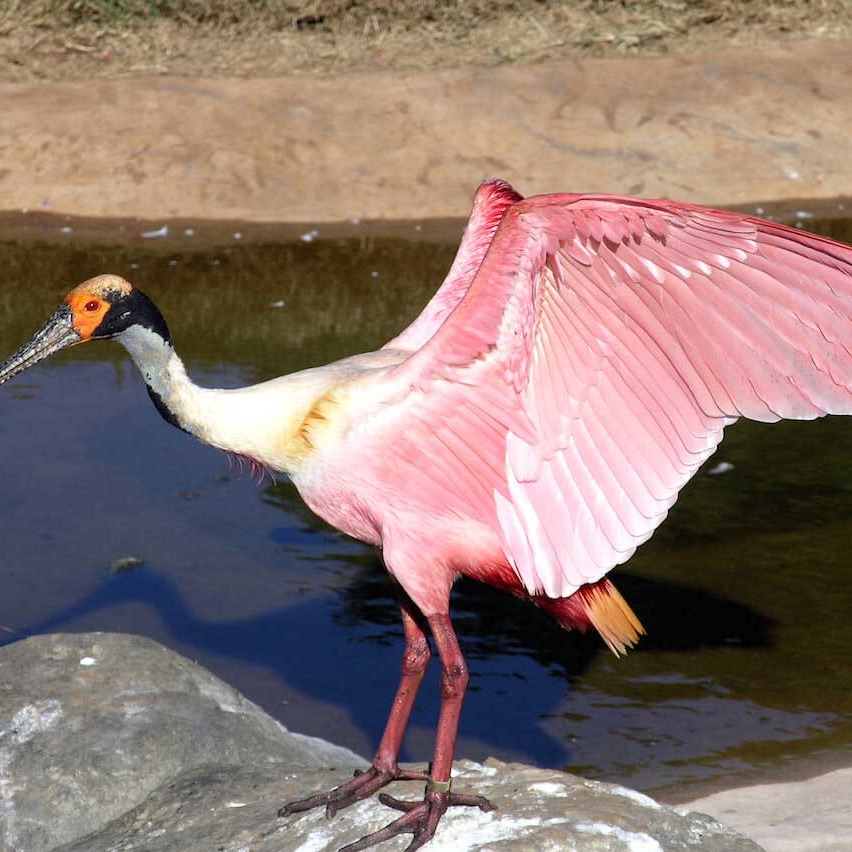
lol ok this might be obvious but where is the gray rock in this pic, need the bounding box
[0,633,365,852]
[0,633,762,852]
[56,759,762,852]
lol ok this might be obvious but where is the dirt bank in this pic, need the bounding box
[1,39,849,224]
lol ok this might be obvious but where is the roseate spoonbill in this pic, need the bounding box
[3,179,852,850]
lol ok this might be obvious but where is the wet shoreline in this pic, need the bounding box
[1,195,850,253]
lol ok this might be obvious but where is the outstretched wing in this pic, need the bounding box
[371,190,852,599]
[383,179,522,352]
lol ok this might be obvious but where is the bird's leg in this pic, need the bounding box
[338,613,495,852]
[279,596,431,819]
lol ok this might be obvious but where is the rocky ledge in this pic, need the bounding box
[0,633,761,852]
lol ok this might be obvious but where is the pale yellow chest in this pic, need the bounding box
[276,389,344,469]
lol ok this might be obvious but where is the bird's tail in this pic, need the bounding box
[533,579,645,656]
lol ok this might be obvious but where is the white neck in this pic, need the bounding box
[118,324,176,400]
[115,324,331,474]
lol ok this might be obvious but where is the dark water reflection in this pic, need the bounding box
[2,212,852,798]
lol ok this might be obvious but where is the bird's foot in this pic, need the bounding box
[278,765,428,819]
[338,787,496,852]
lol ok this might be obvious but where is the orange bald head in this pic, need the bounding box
[64,275,134,341]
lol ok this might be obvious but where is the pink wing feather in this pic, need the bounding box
[371,188,852,600]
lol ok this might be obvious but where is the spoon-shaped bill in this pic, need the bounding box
[0,304,81,386]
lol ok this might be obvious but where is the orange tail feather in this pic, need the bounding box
[534,578,645,656]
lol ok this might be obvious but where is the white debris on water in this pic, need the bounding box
[707,461,734,475]
[60,226,73,233]
[300,229,320,242]
[111,556,143,573]
[79,656,97,667]
[141,225,169,239]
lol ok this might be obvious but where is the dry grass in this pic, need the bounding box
[0,1,850,80]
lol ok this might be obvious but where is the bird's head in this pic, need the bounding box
[0,274,170,385]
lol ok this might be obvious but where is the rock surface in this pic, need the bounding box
[1,40,850,224]
[58,760,762,852]
[0,633,364,852]
[0,632,761,852]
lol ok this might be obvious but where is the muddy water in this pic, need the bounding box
[2,213,852,800]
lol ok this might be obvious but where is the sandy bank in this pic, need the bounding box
[1,40,851,223]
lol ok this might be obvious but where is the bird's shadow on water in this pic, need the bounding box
[3,555,774,767]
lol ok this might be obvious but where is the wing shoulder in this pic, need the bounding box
[382,179,522,352]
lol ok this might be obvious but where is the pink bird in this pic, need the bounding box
[3,179,852,850]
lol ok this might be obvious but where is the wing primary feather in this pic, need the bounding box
[554,255,704,470]
[580,388,670,526]
[569,243,731,423]
[561,252,721,444]
[577,266,721,458]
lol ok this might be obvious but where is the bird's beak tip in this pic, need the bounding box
[0,303,83,386]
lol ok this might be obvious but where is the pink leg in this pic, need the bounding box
[372,600,432,778]
[338,613,495,852]
[279,595,431,818]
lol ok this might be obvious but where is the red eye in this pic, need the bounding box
[84,300,100,312]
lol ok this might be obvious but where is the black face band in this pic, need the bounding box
[96,288,171,342]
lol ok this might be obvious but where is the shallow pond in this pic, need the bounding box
[2,210,852,801]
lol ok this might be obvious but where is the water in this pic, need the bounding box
[2,210,852,800]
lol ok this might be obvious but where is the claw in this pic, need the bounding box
[379,790,495,814]
[337,789,496,852]
[278,765,427,819]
